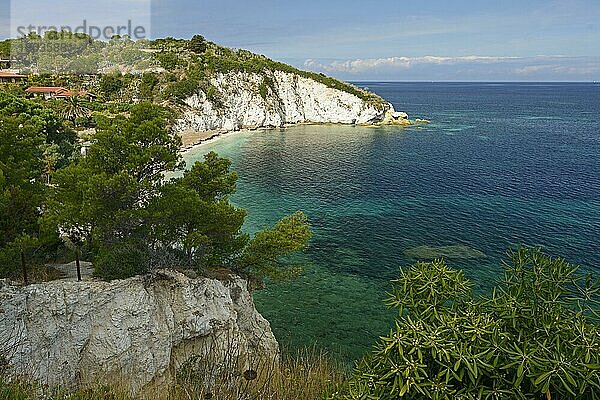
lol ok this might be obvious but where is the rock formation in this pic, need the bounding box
[174,71,400,134]
[0,270,278,393]
[382,110,412,126]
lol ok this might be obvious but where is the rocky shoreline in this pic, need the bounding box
[177,108,423,153]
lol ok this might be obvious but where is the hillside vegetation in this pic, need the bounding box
[0,34,385,109]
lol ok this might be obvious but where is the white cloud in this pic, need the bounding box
[305,55,526,74]
[304,55,600,80]
[305,53,600,80]
[514,65,555,74]
[514,64,600,75]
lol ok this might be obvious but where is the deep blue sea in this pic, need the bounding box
[184,82,600,360]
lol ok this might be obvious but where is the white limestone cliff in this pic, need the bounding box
[174,70,400,134]
[0,270,279,393]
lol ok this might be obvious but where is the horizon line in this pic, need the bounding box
[349,80,600,83]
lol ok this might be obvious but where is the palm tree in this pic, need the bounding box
[60,95,91,125]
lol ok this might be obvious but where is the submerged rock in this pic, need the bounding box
[404,245,487,260]
[392,111,409,119]
[0,270,278,393]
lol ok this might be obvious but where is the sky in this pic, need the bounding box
[2,0,599,81]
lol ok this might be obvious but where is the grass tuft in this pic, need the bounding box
[0,348,345,400]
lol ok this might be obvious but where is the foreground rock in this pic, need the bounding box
[174,71,401,134]
[0,270,279,393]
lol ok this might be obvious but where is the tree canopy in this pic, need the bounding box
[0,91,78,280]
[0,116,44,248]
[44,101,311,283]
[0,94,309,284]
[188,35,208,54]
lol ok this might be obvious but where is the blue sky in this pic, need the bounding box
[3,0,600,80]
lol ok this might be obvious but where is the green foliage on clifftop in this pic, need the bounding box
[0,33,386,110]
[197,46,383,106]
[144,35,385,107]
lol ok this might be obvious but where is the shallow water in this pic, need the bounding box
[184,82,600,360]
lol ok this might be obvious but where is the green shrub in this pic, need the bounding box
[0,39,10,58]
[94,241,149,281]
[74,116,90,127]
[258,76,276,100]
[341,248,600,399]
[0,245,20,280]
[99,73,124,98]
[163,78,199,100]
[204,83,218,104]
[188,34,207,54]
[155,51,179,71]
[87,102,133,114]
[259,81,268,100]
[150,37,188,52]
[0,378,35,400]
[139,73,159,100]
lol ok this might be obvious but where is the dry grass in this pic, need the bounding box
[4,265,65,285]
[149,347,345,400]
[29,265,68,282]
[0,348,346,400]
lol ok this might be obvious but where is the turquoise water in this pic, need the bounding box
[184,82,600,360]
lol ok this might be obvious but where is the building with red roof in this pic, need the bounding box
[25,87,69,99]
[25,87,96,100]
[0,71,27,84]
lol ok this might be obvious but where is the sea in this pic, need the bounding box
[183,82,600,361]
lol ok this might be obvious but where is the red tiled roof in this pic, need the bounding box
[54,90,96,98]
[54,91,77,97]
[0,71,26,78]
[25,87,68,94]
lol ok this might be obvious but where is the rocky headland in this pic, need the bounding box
[174,71,412,149]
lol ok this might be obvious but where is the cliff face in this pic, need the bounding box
[0,270,279,393]
[174,70,394,134]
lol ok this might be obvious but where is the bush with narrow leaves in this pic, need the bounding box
[340,248,600,399]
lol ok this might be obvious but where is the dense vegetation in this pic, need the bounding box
[0,90,79,280]
[0,90,311,284]
[2,32,154,74]
[339,249,600,400]
[0,33,385,108]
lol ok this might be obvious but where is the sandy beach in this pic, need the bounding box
[178,127,276,154]
[178,129,224,149]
